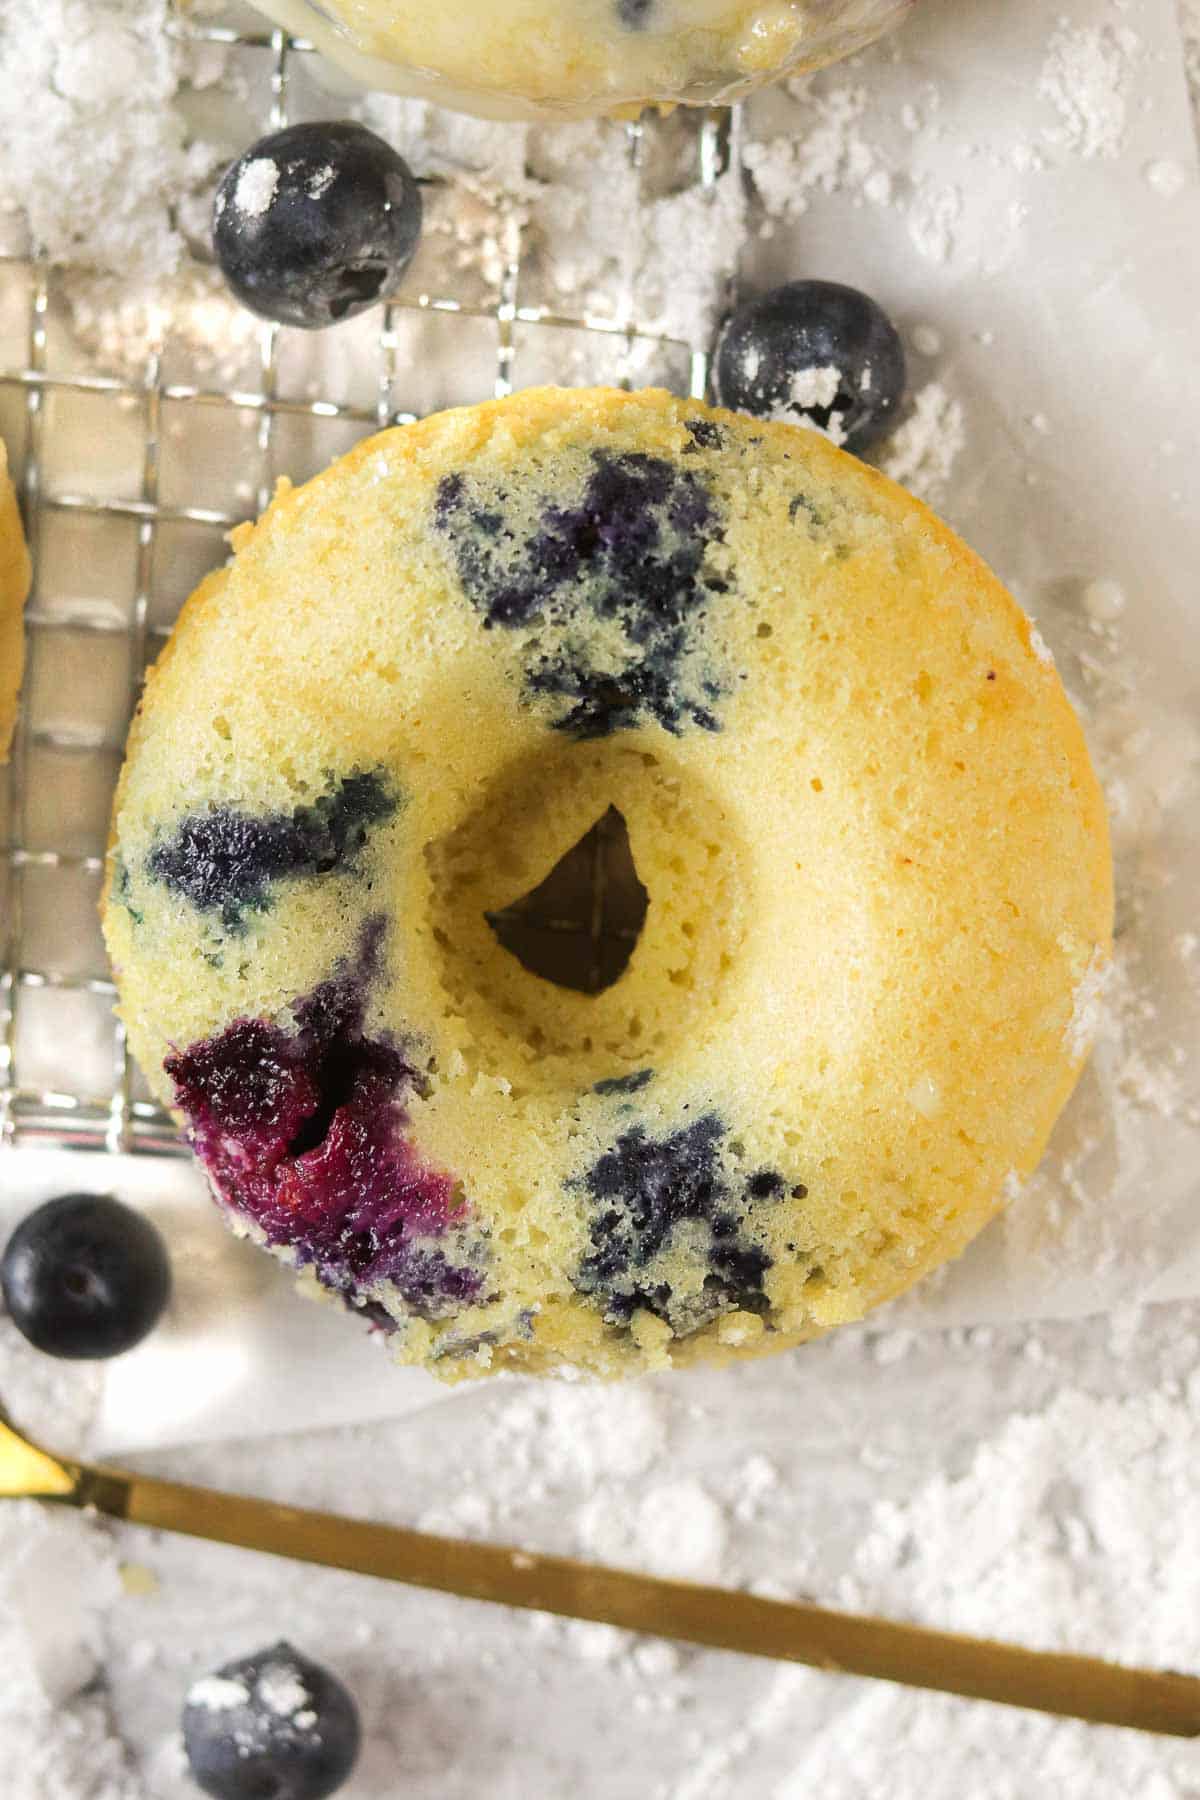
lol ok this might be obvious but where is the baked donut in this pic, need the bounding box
[249,0,916,121]
[103,388,1111,1379]
[0,439,30,762]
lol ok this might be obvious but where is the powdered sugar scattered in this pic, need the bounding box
[907,180,962,265]
[978,1392,1195,1631]
[1144,156,1187,196]
[232,158,278,220]
[0,1504,140,1800]
[1066,948,1112,1060]
[878,382,966,503]
[489,1382,668,1493]
[787,365,842,409]
[579,1479,729,1582]
[1039,23,1138,160]
[744,81,890,218]
[524,118,744,347]
[185,1674,248,1713]
[769,363,851,444]
[771,1382,1200,1798]
[1028,624,1056,667]
[0,0,219,279]
[257,1665,309,1717]
[1082,576,1126,622]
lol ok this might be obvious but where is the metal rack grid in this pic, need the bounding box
[0,5,740,1157]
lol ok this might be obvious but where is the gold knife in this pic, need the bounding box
[4,1408,1197,1738]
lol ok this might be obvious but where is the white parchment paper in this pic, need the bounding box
[1,0,1198,1455]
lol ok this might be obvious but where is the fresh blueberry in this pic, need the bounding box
[213,121,422,330]
[182,1641,360,1800]
[1,1194,171,1360]
[713,280,906,452]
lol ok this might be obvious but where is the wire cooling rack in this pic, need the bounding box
[0,4,739,1156]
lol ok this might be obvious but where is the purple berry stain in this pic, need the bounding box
[164,919,485,1323]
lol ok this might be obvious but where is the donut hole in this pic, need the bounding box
[485,806,649,996]
[419,738,752,1088]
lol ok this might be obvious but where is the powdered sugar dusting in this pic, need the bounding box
[257,1665,309,1717]
[1066,948,1112,1060]
[780,1383,1200,1796]
[907,180,962,265]
[1028,624,1056,667]
[768,363,851,443]
[0,1503,139,1800]
[786,363,842,409]
[185,1674,248,1713]
[879,382,966,503]
[579,1478,729,1583]
[1039,23,1138,160]
[0,0,218,282]
[232,157,278,220]
[743,81,890,218]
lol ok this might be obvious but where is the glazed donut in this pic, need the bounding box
[0,439,30,762]
[103,387,1111,1379]
[248,0,916,121]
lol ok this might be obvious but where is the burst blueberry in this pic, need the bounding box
[182,1640,360,1800]
[1,1194,171,1360]
[213,122,422,330]
[714,280,906,452]
[165,919,486,1322]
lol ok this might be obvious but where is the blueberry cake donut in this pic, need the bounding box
[103,387,1111,1379]
[0,440,30,761]
[249,0,916,120]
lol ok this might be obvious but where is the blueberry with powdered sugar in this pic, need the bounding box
[182,1640,360,1800]
[714,280,905,452]
[213,121,422,330]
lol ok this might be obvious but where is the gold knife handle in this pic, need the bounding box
[67,1460,1200,1740]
